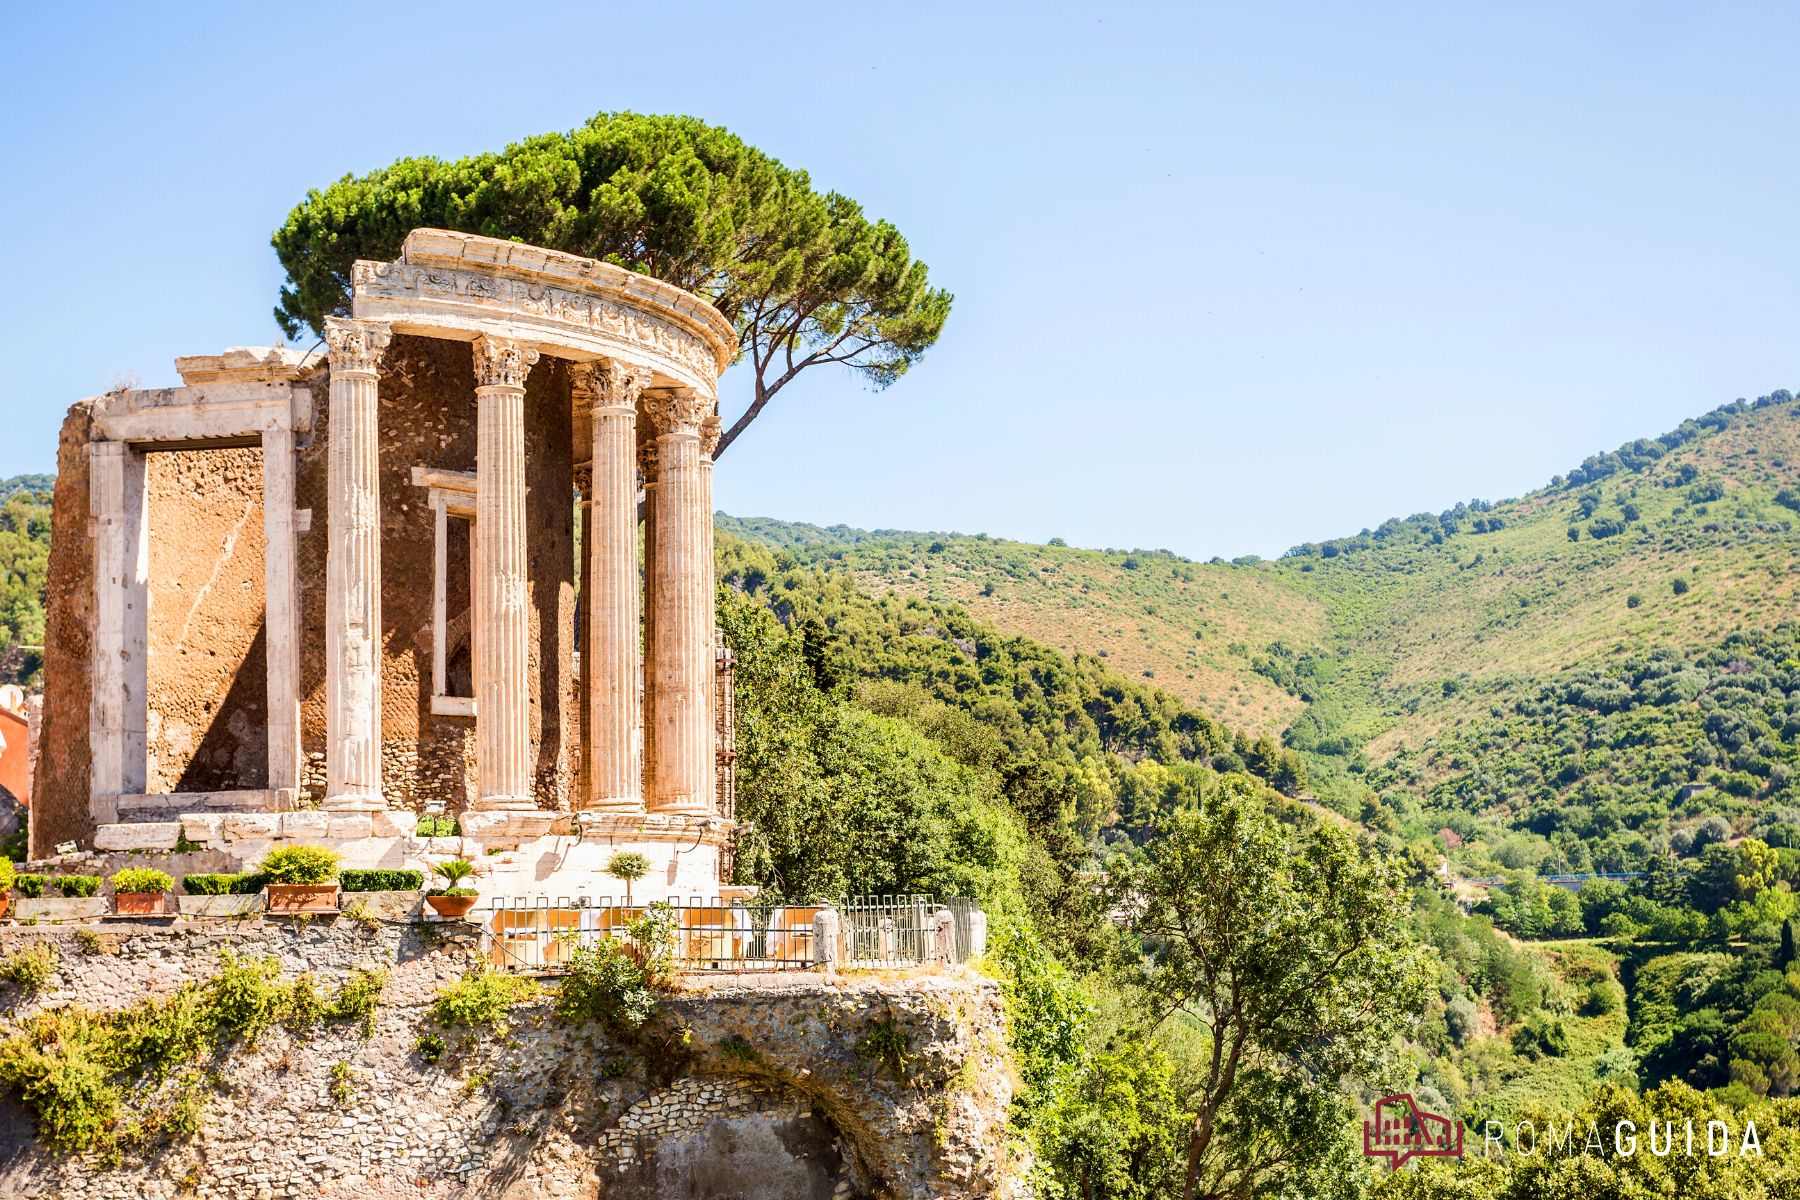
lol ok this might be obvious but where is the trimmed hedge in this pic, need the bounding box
[57,875,101,898]
[340,869,424,893]
[183,873,266,896]
[13,874,46,899]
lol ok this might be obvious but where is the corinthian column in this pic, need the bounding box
[322,317,391,811]
[471,335,539,811]
[575,360,652,812]
[644,388,717,815]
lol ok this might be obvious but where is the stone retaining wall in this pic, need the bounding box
[0,920,1021,1200]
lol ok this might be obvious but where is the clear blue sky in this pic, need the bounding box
[3,1,1795,559]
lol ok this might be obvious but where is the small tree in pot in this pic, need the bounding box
[110,867,174,916]
[260,845,341,914]
[426,859,479,919]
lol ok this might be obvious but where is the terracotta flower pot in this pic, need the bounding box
[0,893,10,920]
[114,891,165,916]
[426,893,479,919]
[267,883,340,914]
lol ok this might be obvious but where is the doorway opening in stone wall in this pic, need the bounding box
[145,444,271,793]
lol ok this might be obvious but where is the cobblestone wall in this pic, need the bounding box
[0,922,1021,1200]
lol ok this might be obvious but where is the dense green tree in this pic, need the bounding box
[272,112,951,457]
[1117,775,1429,1200]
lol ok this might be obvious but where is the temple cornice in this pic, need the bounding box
[350,230,734,397]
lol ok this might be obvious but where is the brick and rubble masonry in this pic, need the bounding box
[33,400,98,856]
[0,922,1024,1200]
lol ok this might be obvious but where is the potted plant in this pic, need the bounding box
[0,859,13,920]
[605,851,650,906]
[260,845,341,914]
[111,867,174,916]
[425,859,479,919]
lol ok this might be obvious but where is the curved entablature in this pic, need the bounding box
[349,228,736,395]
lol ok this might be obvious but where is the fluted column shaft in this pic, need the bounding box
[471,336,539,810]
[323,318,391,810]
[577,361,650,812]
[639,439,660,807]
[645,389,716,815]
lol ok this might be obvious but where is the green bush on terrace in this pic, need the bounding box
[339,869,425,893]
[182,873,266,896]
[257,845,340,886]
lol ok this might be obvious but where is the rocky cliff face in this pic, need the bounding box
[0,922,1023,1200]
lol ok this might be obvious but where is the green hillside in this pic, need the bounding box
[720,390,1800,854]
[0,475,51,686]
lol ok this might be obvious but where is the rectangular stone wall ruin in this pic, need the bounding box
[145,445,269,793]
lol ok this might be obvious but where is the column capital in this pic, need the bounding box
[700,413,723,458]
[637,437,660,483]
[572,358,654,413]
[573,462,594,495]
[472,335,540,390]
[323,317,391,376]
[644,387,711,439]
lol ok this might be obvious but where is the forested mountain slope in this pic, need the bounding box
[722,390,1800,865]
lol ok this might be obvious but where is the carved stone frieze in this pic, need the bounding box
[354,259,721,388]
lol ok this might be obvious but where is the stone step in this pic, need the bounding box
[111,788,297,823]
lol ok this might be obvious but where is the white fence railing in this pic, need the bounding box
[477,894,986,974]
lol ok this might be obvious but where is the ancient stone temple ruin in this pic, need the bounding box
[34,229,742,898]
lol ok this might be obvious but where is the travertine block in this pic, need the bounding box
[326,814,372,840]
[220,813,283,841]
[369,810,417,839]
[281,811,332,840]
[180,813,225,843]
[94,822,181,851]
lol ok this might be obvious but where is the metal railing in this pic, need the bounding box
[476,893,985,975]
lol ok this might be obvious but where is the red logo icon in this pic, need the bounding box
[1363,1093,1463,1168]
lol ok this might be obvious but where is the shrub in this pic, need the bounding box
[0,943,57,992]
[429,969,540,1035]
[258,845,339,886]
[428,859,477,897]
[57,875,100,898]
[331,967,388,1038]
[182,873,265,896]
[1673,577,1691,595]
[555,941,656,1030]
[14,873,47,899]
[0,859,13,895]
[416,814,459,837]
[110,868,173,896]
[203,950,286,1045]
[339,869,424,893]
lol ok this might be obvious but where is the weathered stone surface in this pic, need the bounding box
[31,400,98,857]
[326,813,372,840]
[12,897,108,923]
[179,813,224,843]
[0,924,1018,1200]
[93,822,181,851]
[368,809,416,839]
[281,810,331,840]
[175,894,262,918]
[219,813,281,841]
